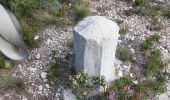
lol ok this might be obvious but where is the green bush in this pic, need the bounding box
[144,49,165,76]
[47,59,60,81]
[119,28,129,35]
[118,46,133,61]
[163,9,170,18]
[134,0,148,6]
[9,0,40,18]
[0,0,12,9]
[116,19,124,25]
[75,4,90,22]
[69,72,106,99]
[0,59,5,68]
[23,20,41,47]
[0,73,14,91]
[141,34,160,51]
[0,73,26,92]
[67,38,74,48]
[111,76,133,100]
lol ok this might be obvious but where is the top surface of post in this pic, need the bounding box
[74,16,119,40]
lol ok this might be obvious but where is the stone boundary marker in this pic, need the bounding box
[74,16,119,83]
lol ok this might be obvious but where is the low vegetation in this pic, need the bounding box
[108,34,168,100]
[0,0,90,47]
[141,34,160,51]
[67,38,74,48]
[119,28,129,35]
[118,46,133,62]
[0,73,26,92]
[68,72,106,99]
[75,4,90,22]
[47,59,60,81]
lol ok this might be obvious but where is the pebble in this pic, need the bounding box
[41,72,47,79]
[36,54,41,59]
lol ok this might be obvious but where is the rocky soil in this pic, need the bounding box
[0,0,170,100]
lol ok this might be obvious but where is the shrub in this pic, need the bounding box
[163,9,170,18]
[116,19,124,25]
[67,38,74,48]
[47,59,60,81]
[0,59,5,68]
[151,17,162,31]
[125,8,135,16]
[119,28,129,35]
[144,49,165,76]
[141,34,160,51]
[0,73,26,92]
[9,0,40,18]
[118,46,133,61]
[69,72,106,99]
[111,76,133,100]
[0,73,14,91]
[75,4,90,22]
[134,0,148,6]
[0,0,12,9]
[23,20,41,47]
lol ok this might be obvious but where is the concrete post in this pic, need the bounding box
[74,16,119,83]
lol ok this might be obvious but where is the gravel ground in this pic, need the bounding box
[0,26,73,100]
[0,0,170,100]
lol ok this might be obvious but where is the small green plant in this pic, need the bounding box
[118,46,133,61]
[134,0,148,6]
[119,28,129,35]
[67,38,74,48]
[0,59,5,68]
[125,8,135,16]
[111,76,133,100]
[14,79,26,92]
[23,20,41,47]
[0,73,26,92]
[163,9,170,18]
[151,17,162,31]
[69,72,106,99]
[96,6,108,16]
[9,0,40,18]
[116,19,124,25]
[144,49,165,76]
[153,4,161,13]
[141,34,160,51]
[0,73,14,91]
[75,4,90,22]
[47,59,60,81]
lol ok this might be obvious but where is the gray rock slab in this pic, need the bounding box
[63,89,76,100]
[74,16,119,83]
[0,4,26,48]
[0,36,27,60]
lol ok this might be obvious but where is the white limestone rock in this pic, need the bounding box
[63,89,76,100]
[74,16,119,83]
[40,72,47,79]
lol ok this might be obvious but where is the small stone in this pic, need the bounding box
[36,54,41,59]
[22,97,27,100]
[41,72,47,79]
[133,80,138,84]
[45,84,50,89]
[34,35,39,40]
[130,48,135,54]
[63,89,76,100]
[38,85,43,91]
